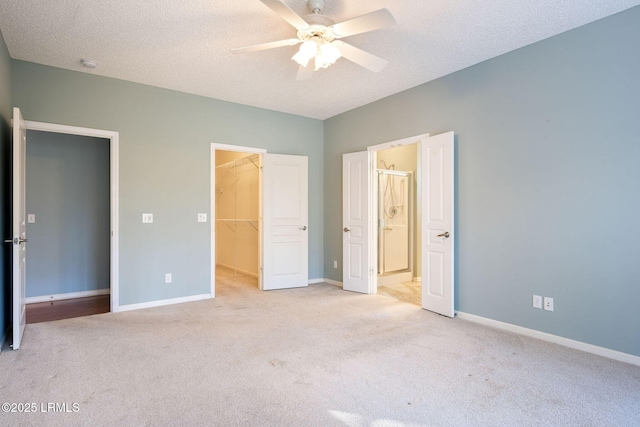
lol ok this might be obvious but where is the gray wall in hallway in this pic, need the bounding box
[324,7,640,356]
[0,29,12,345]
[25,130,110,298]
[12,61,324,306]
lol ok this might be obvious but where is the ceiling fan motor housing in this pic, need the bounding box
[307,0,325,14]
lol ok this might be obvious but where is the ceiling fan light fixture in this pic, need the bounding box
[292,39,318,67]
[314,40,341,70]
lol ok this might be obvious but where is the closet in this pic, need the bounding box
[215,150,260,281]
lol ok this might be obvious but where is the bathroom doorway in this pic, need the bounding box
[375,144,420,306]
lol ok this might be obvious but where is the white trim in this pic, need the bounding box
[118,293,212,312]
[456,312,640,367]
[25,120,120,313]
[367,133,430,152]
[210,143,267,298]
[308,278,324,285]
[323,278,343,287]
[26,289,110,304]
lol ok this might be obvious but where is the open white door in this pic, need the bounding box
[342,151,371,293]
[421,132,455,317]
[261,154,308,290]
[11,107,27,349]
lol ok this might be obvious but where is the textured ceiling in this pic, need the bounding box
[1,0,638,119]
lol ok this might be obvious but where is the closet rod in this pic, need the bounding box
[215,153,260,171]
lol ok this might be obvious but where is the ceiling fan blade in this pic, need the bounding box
[231,38,301,53]
[330,9,396,38]
[296,64,314,81]
[260,0,310,29]
[333,41,388,72]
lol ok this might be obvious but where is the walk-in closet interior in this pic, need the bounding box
[215,150,260,288]
[375,143,421,305]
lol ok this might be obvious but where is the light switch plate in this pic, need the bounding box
[197,213,207,223]
[142,213,153,223]
[28,214,36,223]
[533,295,542,309]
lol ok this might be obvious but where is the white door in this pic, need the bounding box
[342,151,371,293]
[11,107,27,349]
[261,154,308,290]
[421,132,455,317]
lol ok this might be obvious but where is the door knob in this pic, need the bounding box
[299,226,307,231]
[343,227,351,232]
[437,231,450,238]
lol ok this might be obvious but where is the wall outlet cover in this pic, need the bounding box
[198,213,207,223]
[533,294,542,309]
[165,273,172,283]
[544,297,554,312]
[142,213,153,223]
[27,214,36,223]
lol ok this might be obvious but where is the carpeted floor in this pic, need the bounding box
[1,269,639,426]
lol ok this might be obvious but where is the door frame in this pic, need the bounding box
[367,134,429,295]
[210,143,266,297]
[25,121,120,312]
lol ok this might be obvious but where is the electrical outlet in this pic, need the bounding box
[165,273,172,283]
[142,213,153,223]
[532,295,542,309]
[544,297,554,312]
[333,260,338,269]
[28,214,36,223]
[197,213,207,223]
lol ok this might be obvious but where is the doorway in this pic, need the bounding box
[24,130,111,323]
[342,132,455,317]
[375,143,420,306]
[210,143,310,295]
[213,146,262,295]
[24,120,120,314]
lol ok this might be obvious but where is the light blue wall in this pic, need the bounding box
[324,7,640,356]
[25,131,110,298]
[12,61,324,306]
[0,29,12,344]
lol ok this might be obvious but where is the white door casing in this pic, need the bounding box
[342,151,371,293]
[11,107,27,349]
[421,132,455,317]
[262,153,308,290]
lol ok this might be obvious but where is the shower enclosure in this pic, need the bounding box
[377,169,413,283]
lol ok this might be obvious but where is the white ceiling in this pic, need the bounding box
[1,0,638,120]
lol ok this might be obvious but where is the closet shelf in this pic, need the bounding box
[216,219,259,231]
[216,154,259,171]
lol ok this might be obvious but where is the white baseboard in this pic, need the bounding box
[322,278,343,287]
[26,289,111,304]
[117,293,212,312]
[456,312,640,367]
[308,278,324,285]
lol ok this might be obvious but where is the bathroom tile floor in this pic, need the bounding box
[377,281,421,306]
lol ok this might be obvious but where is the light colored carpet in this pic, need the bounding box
[1,269,639,426]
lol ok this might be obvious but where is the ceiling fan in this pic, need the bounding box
[232,0,396,80]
